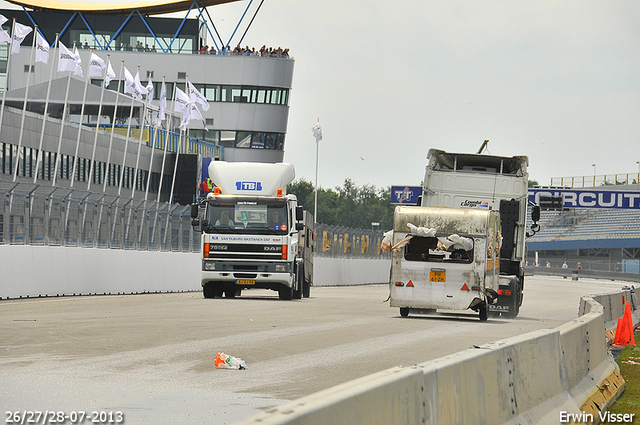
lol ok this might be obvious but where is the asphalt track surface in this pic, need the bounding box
[0,276,632,424]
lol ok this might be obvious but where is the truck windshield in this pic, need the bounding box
[204,200,289,234]
[404,236,474,264]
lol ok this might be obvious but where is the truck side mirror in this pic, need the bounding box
[296,222,304,231]
[296,206,304,221]
[531,205,540,223]
[190,203,199,219]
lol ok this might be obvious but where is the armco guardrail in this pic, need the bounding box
[528,267,640,283]
[234,287,639,425]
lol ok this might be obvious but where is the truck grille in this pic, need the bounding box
[207,243,283,260]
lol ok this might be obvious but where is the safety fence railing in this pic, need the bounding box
[1,183,389,260]
[0,184,198,253]
[314,224,390,260]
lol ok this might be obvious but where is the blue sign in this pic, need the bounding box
[528,189,640,209]
[391,186,423,205]
[236,181,263,191]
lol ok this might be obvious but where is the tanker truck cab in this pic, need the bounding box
[191,161,313,300]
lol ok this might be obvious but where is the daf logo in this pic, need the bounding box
[264,246,280,252]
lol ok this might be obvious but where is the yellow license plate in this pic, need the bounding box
[237,279,255,285]
[430,270,446,282]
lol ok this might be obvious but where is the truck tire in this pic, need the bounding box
[279,284,293,300]
[303,278,311,298]
[293,263,303,299]
[203,283,215,299]
[479,303,488,321]
[203,282,223,298]
[224,285,238,298]
[400,307,410,317]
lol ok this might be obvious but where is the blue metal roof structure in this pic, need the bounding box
[4,0,263,54]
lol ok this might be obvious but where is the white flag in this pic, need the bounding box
[58,42,77,73]
[88,52,106,79]
[0,15,10,43]
[189,103,208,130]
[157,80,167,121]
[123,66,138,99]
[134,71,148,94]
[0,28,9,44]
[312,120,322,142]
[173,87,190,112]
[11,22,32,54]
[179,102,208,131]
[104,60,116,87]
[179,101,191,130]
[187,80,209,111]
[73,45,83,77]
[35,31,49,64]
[145,78,154,103]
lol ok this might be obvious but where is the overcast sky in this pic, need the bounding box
[3,1,640,191]
[222,1,640,190]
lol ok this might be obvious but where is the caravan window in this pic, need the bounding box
[403,236,474,264]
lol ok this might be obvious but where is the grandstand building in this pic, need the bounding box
[0,0,293,202]
[527,183,640,274]
[0,0,294,247]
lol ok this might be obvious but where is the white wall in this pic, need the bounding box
[0,245,201,299]
[0,246,391,299]
[313,257,391,286]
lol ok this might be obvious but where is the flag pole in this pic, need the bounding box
[131,66,149,199]
[70,46,90,188]
[12,24,37,181]
[87,53,109,192]
[156,79,175,204]
[34,33,58,185]
[52,42,76,188]
[118,65,137,197]
[103,60,124,193]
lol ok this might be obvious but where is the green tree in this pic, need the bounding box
[287,179,395,230]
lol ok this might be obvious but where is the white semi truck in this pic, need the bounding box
[190,161,314,300]
[389,145,540,320]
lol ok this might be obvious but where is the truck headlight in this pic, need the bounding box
[275,264,287,272]
[204,262,216,271]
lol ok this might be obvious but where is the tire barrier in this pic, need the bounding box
[234,288,639,425]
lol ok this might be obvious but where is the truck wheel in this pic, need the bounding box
[400,307,410,317]
[303,278,311,298]
[293,263,303,299]
[203,283,215,299]
[224,287,237,298]
[479,303,488,321]
[279,285,293,300]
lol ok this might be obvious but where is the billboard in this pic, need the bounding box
[528,188,640,209]
[391,186,423,205]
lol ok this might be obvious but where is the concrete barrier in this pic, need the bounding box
[0,245,201,299]
[234,289,638,425]
[313,257,390,286]
[0,246,391,299]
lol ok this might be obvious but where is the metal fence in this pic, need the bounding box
[314,224,390,260]
[1,183,390,260]
[1,184,198,252]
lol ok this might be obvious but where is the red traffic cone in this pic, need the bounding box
[613,302,636,347]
